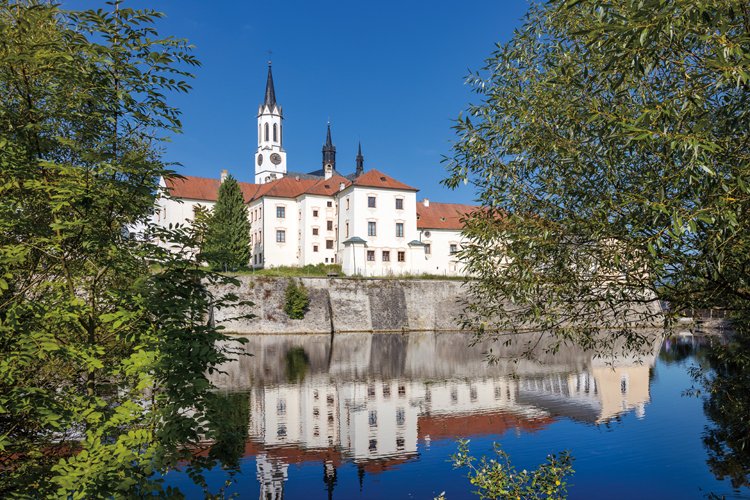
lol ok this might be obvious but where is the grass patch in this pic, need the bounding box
[227,263,343,278]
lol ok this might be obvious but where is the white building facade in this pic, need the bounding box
[152,65,474,276]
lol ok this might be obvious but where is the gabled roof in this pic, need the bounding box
[417,201,478,230]
[350,169,418,191]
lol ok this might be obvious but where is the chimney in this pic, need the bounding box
[339,182,345,191]
[422,198,430,207]
[220,169,228,183]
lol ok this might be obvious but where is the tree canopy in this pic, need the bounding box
[202,174,251,271]
[0,1,248,495]
[444,0,750,355]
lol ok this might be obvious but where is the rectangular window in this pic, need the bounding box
[395,222,404,237]
[313,245,319,252]
[313,209,319,217]
[368,196,376,208]
[369,410,377,427]
[345,222,349,238]
[397,251,405,262]
[326,240,334,249]
[368,221,376,236]
[346,198,350,210]
[276,206,285,218]
[367,250,375,262]
[450,244,458,254]
[312,227,319,235]
[327,201,333,207]
[327,220,333,231]
[382,250,390,262]
[395,198,403,210]
[276,230,286,243]
[425,244,431,255]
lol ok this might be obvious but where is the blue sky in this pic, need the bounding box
[67,1,529,204]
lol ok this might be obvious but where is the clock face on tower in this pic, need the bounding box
[257,154,263,166]
[271,153,282,165]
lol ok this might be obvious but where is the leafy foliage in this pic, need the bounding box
[0,1,249,496]
[689,329,750,490]
[447,440,574,500]
[443,0,750,355]
[284,280,310,319]
[202,174,251,271]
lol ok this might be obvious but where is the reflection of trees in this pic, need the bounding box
[693,334,750,489]
[204,391,251,470]
[659,336,713,366]
[286,347,310,384]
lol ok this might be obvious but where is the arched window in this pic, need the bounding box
[264,123,269,142]
[273,123,277,142]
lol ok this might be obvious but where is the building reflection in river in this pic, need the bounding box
[208,331,660,498]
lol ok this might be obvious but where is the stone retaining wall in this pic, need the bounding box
[212,277,467,334]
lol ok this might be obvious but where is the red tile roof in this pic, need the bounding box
[166,168,434,206]
[164,174,354,203]
[417,201,478,230]
[165,175,222,202]
[305,174,352,196]
[351,169,418,191]
[164,175,260,203]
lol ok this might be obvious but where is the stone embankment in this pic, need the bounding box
[212,277,467,334]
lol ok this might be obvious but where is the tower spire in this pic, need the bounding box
[322,122,336,170]
[264,62,276,108]
[355,141,364,176]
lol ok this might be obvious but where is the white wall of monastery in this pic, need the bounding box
[337,186,422,276]
[262,197,299,268]
[298,194,338,266]
[417,227,464,276]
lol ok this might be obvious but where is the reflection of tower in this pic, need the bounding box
[256,453,288,500]
[323,460,337,500]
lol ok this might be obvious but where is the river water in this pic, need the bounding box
[166,331,748,499]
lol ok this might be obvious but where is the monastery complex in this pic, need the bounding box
[153,65,475,276]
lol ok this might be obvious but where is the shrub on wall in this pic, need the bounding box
[284,280,310,319]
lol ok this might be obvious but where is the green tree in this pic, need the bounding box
[444,0,750,355]
[203,174,251,271]
[284,280,310,320]
[0,1,248,496]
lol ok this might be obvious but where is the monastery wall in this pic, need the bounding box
[211,276,467,335]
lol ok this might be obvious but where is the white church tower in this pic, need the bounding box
[255,63,287,184]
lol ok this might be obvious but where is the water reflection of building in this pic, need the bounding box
[209,332,660,497]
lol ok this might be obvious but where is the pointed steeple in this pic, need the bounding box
[322,122,336,170]
[355,142,364,176]
[264,63,276,108]
[325,123,333,147]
